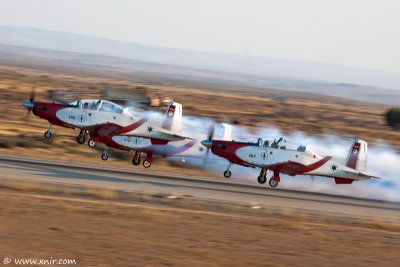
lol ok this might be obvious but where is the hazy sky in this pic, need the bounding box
[0,0,399,73]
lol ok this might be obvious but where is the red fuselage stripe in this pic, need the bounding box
[299,156,332,174]
[117,118,148,135]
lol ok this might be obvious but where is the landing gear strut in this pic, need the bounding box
[257,168,268,184]
[143,152,153,168]
[44,124,52,139]
[223,163,232,178]
[132,151,140,166]
[101,147,109,161]
[269,172,280,188]
[77,129,86,144]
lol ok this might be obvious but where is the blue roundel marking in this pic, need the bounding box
[261,152,268,160]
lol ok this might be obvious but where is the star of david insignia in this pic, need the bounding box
[261,152,268,160]
[198,147,205,152]
[147,126,154,133]
[330,164,338,173]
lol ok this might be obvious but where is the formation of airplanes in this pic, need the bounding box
[23,90,379,188]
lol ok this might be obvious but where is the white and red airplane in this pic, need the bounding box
[88,103,209,167]
[201,123,379,187]
[22,90,191,166]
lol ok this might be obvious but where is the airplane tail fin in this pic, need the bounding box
[345,138,367,172]
[162,101,182,134]
[212,122,232,141]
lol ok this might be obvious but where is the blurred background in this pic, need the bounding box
[0,1,399,266]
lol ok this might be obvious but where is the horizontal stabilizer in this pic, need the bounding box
[343,170,380,179]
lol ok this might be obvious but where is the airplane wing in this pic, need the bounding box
[263,161,307,176]
[84,123,123,137]
[156,129,194,141]
[123,129,192,142]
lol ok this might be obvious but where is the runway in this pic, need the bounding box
[0,156,399,222]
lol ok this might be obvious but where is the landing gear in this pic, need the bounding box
[88,138,97,148]
[101,147,109,161]
[143,160,152,168]
[224,170,232,178]
[269,178,279,187]
[257,168,268,184]
[223,163,232,178]
[132,151,140,166]
[44,131,52,139]
[44,124,52,139]
[143,152,153,168]
[77,130,86,144]
[268,172,280,187]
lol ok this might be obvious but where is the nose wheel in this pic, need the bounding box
[44,124,52,139]
[223,170,232,178]
[223,163,232,178]
[101,147,109,161]
[101,153,109,161]
[44,131,52,139]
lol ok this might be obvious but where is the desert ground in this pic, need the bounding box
[1,172,399,267]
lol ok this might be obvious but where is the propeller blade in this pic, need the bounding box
[203,124,216,163]
[207,124,214,141]
[26,109,31,119]
[29,87,36,102]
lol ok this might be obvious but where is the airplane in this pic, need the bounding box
[87,102,210,167]
[201,124,379,187]
[103,135,207,168]
[22,89,189,166]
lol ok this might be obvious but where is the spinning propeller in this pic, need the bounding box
[201,124,215,162]
[23,88,36,119]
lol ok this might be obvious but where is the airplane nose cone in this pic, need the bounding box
[23,101,34,109]
[201,139,212,148]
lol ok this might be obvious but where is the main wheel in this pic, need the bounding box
[269,177,279,187]
[132,157,140,166]
[77,135,85,144]
[101,153,109,161]
[143,160,151,168]
[257,174,267,184]
[223,170,232,178]
[44,131,52,139]
[88,139,97,147]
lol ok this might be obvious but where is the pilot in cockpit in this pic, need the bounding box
[90,101,96,110]
[258,138,263,147]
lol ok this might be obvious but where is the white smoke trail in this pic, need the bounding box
[180,116,400,202]
[125,104,400,202]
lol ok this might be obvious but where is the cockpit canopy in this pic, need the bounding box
[68,99,125,114]
[254,137,307,152]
